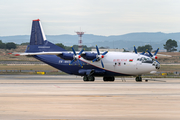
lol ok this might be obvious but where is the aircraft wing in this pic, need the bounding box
[156,54,172,58]
[11,52,64,56]
[10,51,90,56]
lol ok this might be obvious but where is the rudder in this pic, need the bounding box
[30,19,46,45]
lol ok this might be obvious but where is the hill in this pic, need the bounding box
[0,32,180,51]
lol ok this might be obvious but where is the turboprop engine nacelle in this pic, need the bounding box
[58,53,74,60]
[81,53,97,60]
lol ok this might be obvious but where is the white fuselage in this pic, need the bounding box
[81,52,157,76]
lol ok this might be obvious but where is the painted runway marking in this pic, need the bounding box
[54,85,60,88]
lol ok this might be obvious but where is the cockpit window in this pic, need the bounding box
[137,57,153,63]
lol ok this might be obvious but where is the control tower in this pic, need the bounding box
[76,31,84,51]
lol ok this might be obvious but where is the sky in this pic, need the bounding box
[1,0,180,36]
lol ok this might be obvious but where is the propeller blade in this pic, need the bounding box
[140,52,145,55]
[69,59,76,65]
[134,46,137,54]
[92,57,99,62]
[101,60,104,68]
[78,48,84,55]
[147,50,153,57]
[154,48,159,56]
[78,60,83,68]
[96,45,100,55]
[156,60,160,64]
[102,51,108,55]
[71,47,77,55]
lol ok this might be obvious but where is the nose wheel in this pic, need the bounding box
[135,76,142,82]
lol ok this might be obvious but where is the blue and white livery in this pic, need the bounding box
[13,19,160,82]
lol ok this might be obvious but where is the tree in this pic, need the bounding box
[21,42,29,45]
[137,44,152,52]
[55,43,65,49]
[0,40,6,49]
[55,43,92,51]
[123,48,129,52]
[164,39,178,52]
[6,42,17,50]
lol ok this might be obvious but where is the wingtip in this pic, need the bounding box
[14,54,20,56]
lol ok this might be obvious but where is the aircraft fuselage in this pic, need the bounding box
[34,52,158,77]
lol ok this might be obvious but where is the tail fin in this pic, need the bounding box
[30,19,46,45]
[26,19,66,52]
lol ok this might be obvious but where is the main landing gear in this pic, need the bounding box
[135,76,142,82]
[83,75,95,82]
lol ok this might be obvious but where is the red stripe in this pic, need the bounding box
[80,59,132,75]
[14,54,20,56]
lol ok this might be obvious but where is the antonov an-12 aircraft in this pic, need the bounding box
[12,19,160,82]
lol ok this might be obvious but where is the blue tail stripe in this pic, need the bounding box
[30,20,44,45]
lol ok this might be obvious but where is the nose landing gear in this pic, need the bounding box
[135,76,142,82]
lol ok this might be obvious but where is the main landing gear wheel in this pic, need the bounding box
[135,76,142,82]
[103,76,115,82]
[83,75,95,82]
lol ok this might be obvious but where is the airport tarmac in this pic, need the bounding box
[0,75,180,120]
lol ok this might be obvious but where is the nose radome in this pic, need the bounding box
[155,63,160,69]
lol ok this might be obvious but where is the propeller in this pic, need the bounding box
[147,48,159,60]
[91,45,108,68]
[146,48,160,65]
[69,47,84,68]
